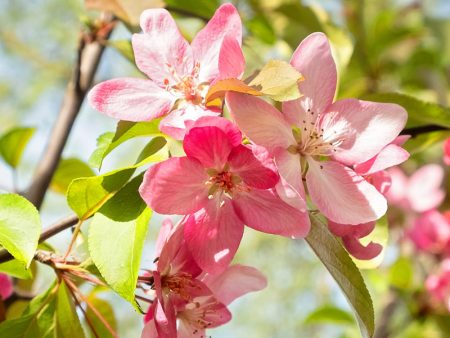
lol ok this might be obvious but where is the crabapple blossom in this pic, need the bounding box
[386,164,445,213]
[226,32,408,225]
[89,4,244,139]
[142,219,267,338]
[0,273,13,300]
[408,210,450,255]
[139,116,309,272]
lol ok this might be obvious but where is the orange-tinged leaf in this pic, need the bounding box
[205,78,262,106]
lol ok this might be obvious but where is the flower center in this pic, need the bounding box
[180,296,221,330]
[205,166,249,199]
[161,272,196,302]
[164,62,209,106]
[288,109,345,158]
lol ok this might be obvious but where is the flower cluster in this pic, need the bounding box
[89,3,409,336]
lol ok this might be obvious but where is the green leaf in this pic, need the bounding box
[389,257,413,289]
[89,120,162,169]
[135,136,167,165]
[165,0,219,19]
[88,175,151,306]
[304,305,355,325]
[0,283,58,338]
[56,281,86,338]
[403,130,450,155]
[0,259,33,279]
[246,14,276,45]
[0,194,41,266]
[85,294,117,338]
[0,127,35,168]
[108,40,134,63]
[51,158,95,194]
[67,168,135,220]
[306,214,374,338]
[362,93,450,129]
[248,60,303,101]
[353,216,389,269]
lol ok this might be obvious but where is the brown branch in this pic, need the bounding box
[373,289,400,338]
[401,124,449,137]
[23,15,116,209]
[0,214,79,264]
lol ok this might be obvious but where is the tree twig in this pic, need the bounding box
[165,6,209,22]
[374,288,400,338]
[401,124,449,137]
[0,214,79,264]
[23,15,116,209]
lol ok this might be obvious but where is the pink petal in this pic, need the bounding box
[408,164,446,212]
[232,189,310,238]
[328,221,382,260]
[184,125,234,169]
[306,159,387,225]
[283,32,337,125]
[186,116,242,147]
[273,149,307,211]
[218,35,245,80]
[88,78,175,122]
[384,167,408,207]
[354,144,410,175]
[191,3,242,82]
[0,273,13,300]
[226,92,295,151]
[159,104,219,140]
[341,236,383,260]
[367,170,392,195]
[140,157,208,215]
[155,218,174,259]
[444,138,450,165]
[408,210,450,253]
[157,220,201,278]
[177,321,205,338]
[141,318,159,338]
[228,145,278,189]
[202,264,267,305]
[392,135,410,146]
[133,9,193,86]
[184,199,244,273]
[327,99,407,165]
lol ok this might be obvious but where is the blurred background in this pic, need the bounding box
[1,0,450,337]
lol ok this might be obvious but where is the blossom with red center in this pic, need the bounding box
[386,164,445,213]
[139,116,309,272]
[226,32,408,226]
[142,220,267,338]
[0,273,13,300]
[88,4,245,139]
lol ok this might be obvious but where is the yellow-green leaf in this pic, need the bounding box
[0,127,35,168]
[248,60,304,101]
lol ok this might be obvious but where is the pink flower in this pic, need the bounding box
[444,138,450,165]
[0,273,13,300]
[426,259,450,311]
[142,220,267,338]
[139,116,309,272]
[226,32,407,225]
[89,4,244,139]
[143,219,203,337]
[408,210,450,255]
[386,164,445,213]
